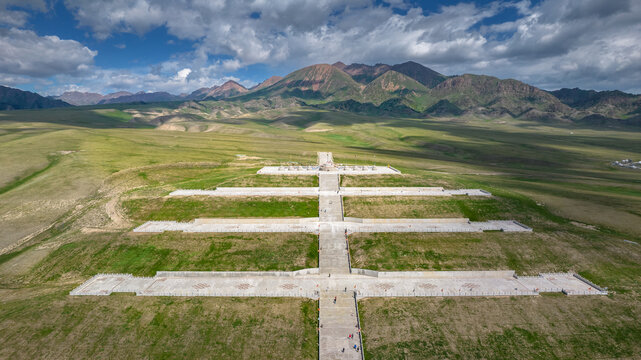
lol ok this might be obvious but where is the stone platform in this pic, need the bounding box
[73,151,606,360]
[169,187,491,197]
[70,271,607,297]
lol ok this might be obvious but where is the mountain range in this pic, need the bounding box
[2,61,640,125]
[0,85,70,110]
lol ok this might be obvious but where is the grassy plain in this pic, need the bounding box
[343,196,502,220]
[0,291,317,360]
[123,196,319,222]
[359,295,641,359]
[0,104,640,358]
[16,232,318,282]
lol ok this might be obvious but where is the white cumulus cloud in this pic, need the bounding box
[0,28,97,78]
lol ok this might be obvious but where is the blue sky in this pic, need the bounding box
[1,0,639,95]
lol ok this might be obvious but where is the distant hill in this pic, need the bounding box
[205,80,248,99]
[390,61,447,88]
[312,98,419,116]
[53,90,134,105]
[424,99,463,116]
[0,85,70,110]
[100,91,134,102]
[332,61,447,88]
[55,91,104,106]
[185,87,214,101]
[334,62,391,84]
[421,74,571,118]
[362,70,428,105]
[50,81,250,105]
[251,76,283,91]
[549,88,641,118]
[98,91,179,104]
[247,64,363,101]
[6,60,640,125]
[185,80,249,101]
[233,64,587,122]
[550,88,636,108]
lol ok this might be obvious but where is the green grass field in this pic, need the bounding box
[123,196,319,222]
[1,104,640,358]
[17,232,318,282]
[0,292,317,359]
[359,295,641,359]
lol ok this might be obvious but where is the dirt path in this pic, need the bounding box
[104,193,130,229]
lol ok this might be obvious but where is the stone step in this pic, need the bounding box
[319,291,363,359]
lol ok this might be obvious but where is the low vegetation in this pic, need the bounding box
[11,232,318,283]
[0,292,318,360]
[349,230,641,291]
[343,196,503,220]
[123,196,319,222]
[359,295,641,359]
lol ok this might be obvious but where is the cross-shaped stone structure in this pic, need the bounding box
[72,152,606,359]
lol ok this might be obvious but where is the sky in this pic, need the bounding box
[1,0,640,96]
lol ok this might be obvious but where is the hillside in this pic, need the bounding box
[332,61,446,88]
[362,70,428,105]
[335,62,391,84]
[185,87,213,100]
[313,98,419,116]
[98,91,179,104]
[185,81,249,101]
[213,64,638,123]
[422,74,571,118]
[55,91,104,106]
[550,88,641,117]
[390,61,447,88]
[246,64,363,101]
[251,76,283,91]
[54,91,134,105]
[0,86,70,110]
[205,80,248,99]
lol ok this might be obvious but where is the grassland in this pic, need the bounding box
[1,104,640,358]
[349,229,641,290]
[359,295,641,359]
[123,196,319,222]
[343,196,503,220]
[17,232,318,282]
[0,291,317,360]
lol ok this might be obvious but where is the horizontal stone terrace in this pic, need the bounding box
[132,218,532,233]
[70,271,606,297]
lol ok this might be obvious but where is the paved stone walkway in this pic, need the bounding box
[319,223,350,274]
[73,152,606,359]
[72,271,606,297]
[169,187,491,197]
[133,218,531,233]
[319,291,363,359]
[257,165,399,175]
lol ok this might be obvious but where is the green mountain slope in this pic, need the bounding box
[311,98,419,116]
[390,61,447,88]
[550,88,641,118]
[246,64,363,101]
[251,76,284,91]
[362,70,428,105]
[424,99,463,116]
[172,61,638,125]
[421,74,570,117]
[334,62,391,84]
